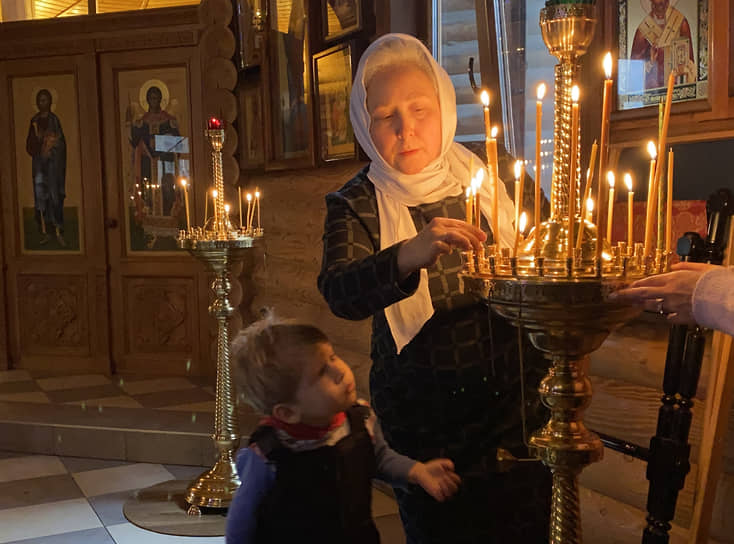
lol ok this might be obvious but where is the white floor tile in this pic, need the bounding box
[0,455,67,483]
[0,498,101,543]
[65,396,144,409]
[119,378,195,396]
[72,463,174,497]
[158,401,215,412]
[106,523,224,543]
[36,374,111,391]
[0,370,31,384]
[0,391,50,403]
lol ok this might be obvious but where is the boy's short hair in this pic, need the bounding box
[231,312,329,414]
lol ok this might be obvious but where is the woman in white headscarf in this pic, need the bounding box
[318,34,551,542]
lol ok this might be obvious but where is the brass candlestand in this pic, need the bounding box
[178,122,263,514]
[461,3,669,543]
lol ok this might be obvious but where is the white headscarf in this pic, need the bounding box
[350,33,515,353]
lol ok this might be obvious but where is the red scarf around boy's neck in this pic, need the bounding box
[261,411,346,441]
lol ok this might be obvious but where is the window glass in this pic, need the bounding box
[433,0,484,142]
[494,0,556,195]
[0,0,198,22]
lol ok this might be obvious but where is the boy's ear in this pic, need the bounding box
[272,403,300,424]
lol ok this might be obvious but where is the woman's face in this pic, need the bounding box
[367,65,442,174]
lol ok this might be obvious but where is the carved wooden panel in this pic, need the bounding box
[17,274,89,354]
[124,277,195,355]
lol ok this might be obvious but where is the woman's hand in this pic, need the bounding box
[611,262,720,324]
[397,218,486,279]
[408,458,461,502]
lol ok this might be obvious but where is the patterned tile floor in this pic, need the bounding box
[0,451,404,544]
[0,370,406,542]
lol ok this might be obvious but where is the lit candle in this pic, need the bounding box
[605,171,615,243]
[211,189,218,224]
[181,178,191,231]
[625,173,634,248]
[480,90,491,138]
[665,148,674,253]
[576,195,593,250]
[465,185,473,224]
[644,140,658,256]
[581,141,598,217]
[513,159,525,257]
[224,203,231,224]
[473,169,484,229]
[246,193,253,232]
[586,198,594,223]
[519,211,528,235]
[568,85,580,260]
[238,187,243,228]
[534,83,546,252]
[653,71,675,239]
[255,189,261,230]
[488,126,500,244]
[597,52,613,262]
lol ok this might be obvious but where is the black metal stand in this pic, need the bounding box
[642,188,732,544]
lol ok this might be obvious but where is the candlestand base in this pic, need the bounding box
[461,275,641,544]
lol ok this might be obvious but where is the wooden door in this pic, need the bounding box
[99,46,211,377]
[0,54,110,374]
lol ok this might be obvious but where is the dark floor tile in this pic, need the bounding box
[60,456,131,474]
[45,384,125,404]
[87,489,137,526]
[0,380,39,394]
[4,527,114,544]
[163,463,208,481]
[131,387,214,409]
[0,474,83,510]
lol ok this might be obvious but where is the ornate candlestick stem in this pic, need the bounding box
[183,247,244,512]
[178,117,264,513]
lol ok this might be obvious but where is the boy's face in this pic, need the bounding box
[285,342,357,426]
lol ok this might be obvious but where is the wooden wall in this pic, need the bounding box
[242,161,373,398]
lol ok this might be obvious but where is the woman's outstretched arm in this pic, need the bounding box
[318,192,420,320]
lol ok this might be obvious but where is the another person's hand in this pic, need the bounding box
[408,458,461,502]
[397,218,486,279]
[611,262,720,324]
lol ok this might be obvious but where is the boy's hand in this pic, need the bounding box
[408,459,461,502]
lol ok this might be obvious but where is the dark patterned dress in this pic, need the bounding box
[318,167,552,543]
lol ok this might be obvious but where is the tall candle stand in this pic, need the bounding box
[461,3,671,543]
[178,119,264,514]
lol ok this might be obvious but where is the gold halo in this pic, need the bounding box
[640,0,679,14]
[138,79,170,112]
[30,86,59,112]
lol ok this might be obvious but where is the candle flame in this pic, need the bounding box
[466,186,472,198]
[603,52,613,79]
[255,190,261,198]
[246,193,252,202]
[586,198,594,213]
[571,85,580,103]
[491,126,498,138]
[624,173,633,191]
[519,211,528,234]
[647,140,657,159]
[514,160,523,180]
[607,171,615,188]
[224,204,230,213]
[480,90,490,107]
[537,83,546,101]
[475,168,485,184]
[212,189,218,198]
[180,178,187,187]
